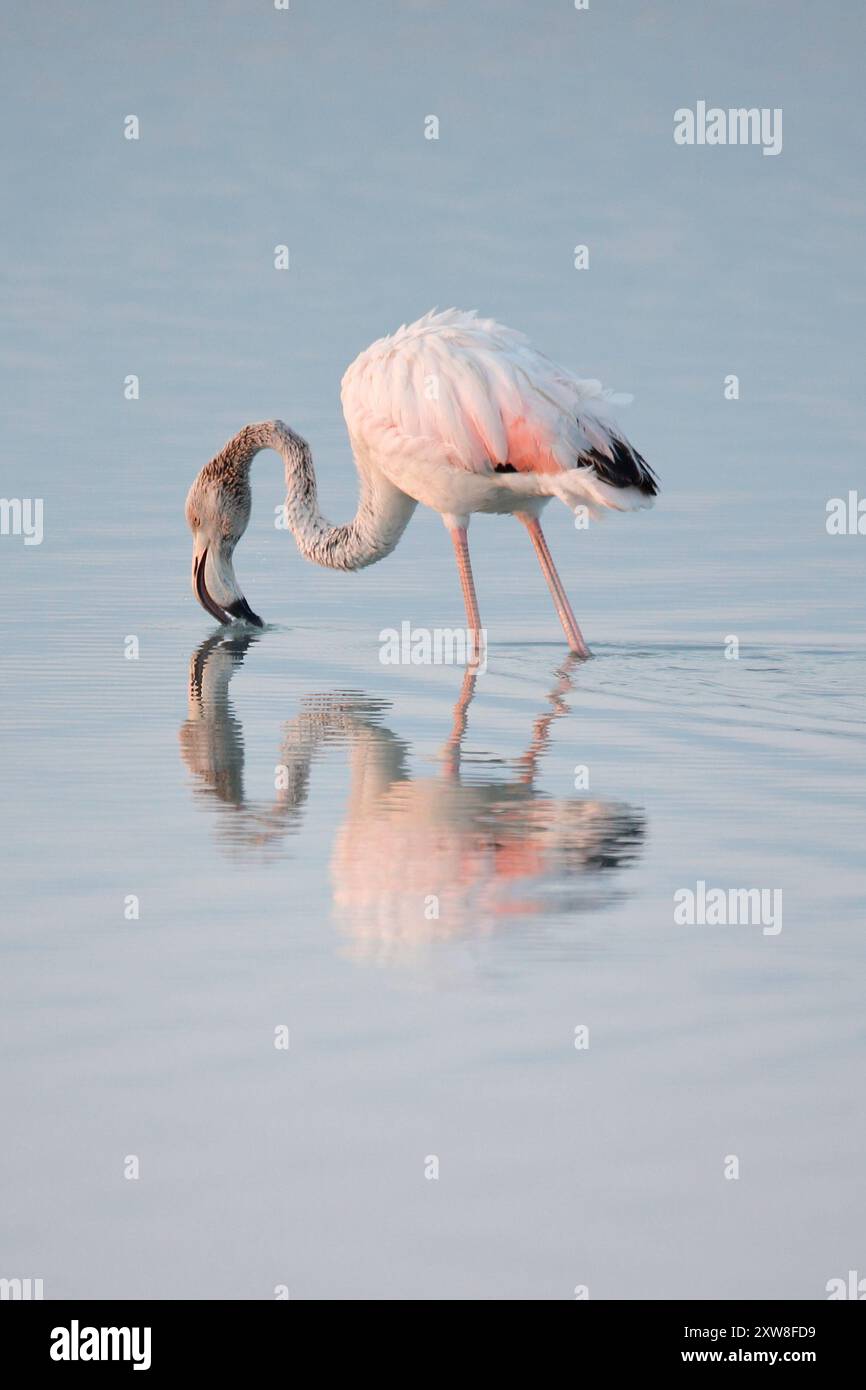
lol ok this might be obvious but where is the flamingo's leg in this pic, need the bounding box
[448,525,484,665]
[517,513,591,658]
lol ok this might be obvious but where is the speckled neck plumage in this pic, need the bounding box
[201,419,410,571]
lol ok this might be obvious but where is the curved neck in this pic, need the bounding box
[206,419,414,571]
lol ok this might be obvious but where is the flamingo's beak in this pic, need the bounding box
[226,594,264,626]
[192,543,264,628]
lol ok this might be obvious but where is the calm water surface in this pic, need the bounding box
[3,572,864,1297]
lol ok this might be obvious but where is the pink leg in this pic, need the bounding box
[517,513,590,658]
[448,525,484,665]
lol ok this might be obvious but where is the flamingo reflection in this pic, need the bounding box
[180,636,647,959]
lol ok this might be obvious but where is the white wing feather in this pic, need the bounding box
[341,309,655,509]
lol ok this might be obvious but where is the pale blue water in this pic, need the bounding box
[1,1,865,1299]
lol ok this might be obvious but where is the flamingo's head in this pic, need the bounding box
[185,473,264,628]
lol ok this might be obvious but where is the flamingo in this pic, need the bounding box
[185,309,658,656]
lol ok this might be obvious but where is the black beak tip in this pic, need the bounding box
[226,598,264,628]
